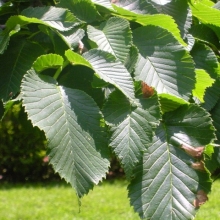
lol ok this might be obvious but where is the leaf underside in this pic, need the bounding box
[133,25,195,100]
[129,104,214,219]
[103,90,161,178]
[21,70,110,198]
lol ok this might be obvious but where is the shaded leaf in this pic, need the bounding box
[60,28,85,50]
[201,80,220,111]
[112,4,187,46]
[124,45,139,73]
[191,43,219,78]
[152,0,192,39]
[133,25,195,100]
[211,100,220,144]
[189,0,220,40]
[164,104,215,147]
[84,49,135,101]
[190,24,220,50]
[103,90,160,178]
[0,39,45,102]
[57,0,100,23]
[65,49,135,101]
[87,17,132,63]
[129,104,214,219]
[191,43,220,110]
[0,24,20,54]
[21,69,110,198]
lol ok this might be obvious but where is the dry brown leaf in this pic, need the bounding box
[191,161,205,171]
[193,190,208,208]
[181,144,204,158]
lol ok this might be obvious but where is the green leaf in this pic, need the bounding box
[0,1,16,16]
[21,69,110,198]
[124,45,139,73]
[211,100,220,144]
[60,28,85,50]
[84,49,135,101]
[0,39,45,102]
[4,7,80,33]
[39,26,69,56]
[113,0,158,14]
[193,69,214,103]
[191,43,220,110]
[164,104,215,146]
[87,17,132,63]
[189,0,220,40]
[133,25,195,100]
[57,0,100,23]
[190,24,220,50]
[204,145,220,174]
[91,0,114,10]
[159,93,189,113]
[129,104,215,219]
[21,6,80,30]
[65,50,92,68]
[112,5,187,46]
[201,80,220,111]
[33,54,64,73]
[185,34,195,51]
[213,1,220,9]
[103,90,160,178]
[65,49,135,101]
[191,43,219,78]
[152,0,192,39]
[0,24,20,54]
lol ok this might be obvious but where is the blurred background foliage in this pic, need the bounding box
[0,103,124,182]
[0,103,60,182]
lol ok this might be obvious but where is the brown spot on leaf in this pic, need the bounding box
[181,144,204,158]
[191,161,205,171]
[141,82,154,98]
[193,190,208,208]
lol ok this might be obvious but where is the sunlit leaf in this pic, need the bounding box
[87,17,132,63]
[133,25,195,100]
[21,70,110,198]
[129,104,215,219]
[103,90,160,178]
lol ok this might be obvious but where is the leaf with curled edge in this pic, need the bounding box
[191,161,205,172]
[181,144,204,158]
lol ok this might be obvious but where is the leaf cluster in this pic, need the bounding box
[1,0,220,219]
